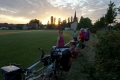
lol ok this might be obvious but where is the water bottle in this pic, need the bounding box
[46,63,53,73]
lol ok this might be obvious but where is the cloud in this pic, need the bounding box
[0,0,120,24]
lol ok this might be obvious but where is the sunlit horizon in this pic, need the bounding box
[0,0,120,24]
[0,14,68,25]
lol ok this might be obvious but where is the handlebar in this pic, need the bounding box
[38,47,50,66]
[38,48,45,56]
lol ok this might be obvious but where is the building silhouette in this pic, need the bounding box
[71,11,78,30]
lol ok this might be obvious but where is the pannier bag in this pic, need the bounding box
[71,50,79,59]
[82,43,85,49]
[1,65,22,80]
[50,46,72,72]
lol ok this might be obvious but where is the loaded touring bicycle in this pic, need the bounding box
[1,46,72,80]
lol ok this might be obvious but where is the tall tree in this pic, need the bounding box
[51,16,54,24]
[68,17,70,23]
[47,20,50,25]
[77,16,83,29]
[94,16,106,28]
[71,16,73,23]
[57,18,61,29]
[29,19,40,26]
[105,1,117,26]
[117,6,120,14]
[100,16,106,27]
[61,19,67,29]
[76,17,79,22]
[77,16,92,29]
[58,18,61,25]
[67,17,71,27]
[54,17,56,24]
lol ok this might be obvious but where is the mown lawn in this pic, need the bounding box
[0,30,73,79]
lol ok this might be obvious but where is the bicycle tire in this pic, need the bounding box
[42,72,58,80]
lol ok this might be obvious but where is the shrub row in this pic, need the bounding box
[81,31,120,80]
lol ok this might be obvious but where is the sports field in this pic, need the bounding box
[0,30,73,79]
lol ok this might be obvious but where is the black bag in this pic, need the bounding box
[60,59,72,72]
[82,43,85,49]
[59,49,72,72]
[50,47,72,72]
[1,65,23,80]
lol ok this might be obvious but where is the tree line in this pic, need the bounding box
[93,1,120,30]
[29,1,120,30]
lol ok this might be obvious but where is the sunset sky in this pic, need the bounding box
[0,0,120,24]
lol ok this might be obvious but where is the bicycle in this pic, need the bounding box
[42,46,72,80]
[1,48,49,80]
[1,46,72,80]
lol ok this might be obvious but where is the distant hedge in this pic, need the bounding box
[89,27,97,33]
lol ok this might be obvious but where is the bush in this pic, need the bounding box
[81,31,120,80]
[94,31,120,80]
[89,27,97,33]
[115,23,120,30]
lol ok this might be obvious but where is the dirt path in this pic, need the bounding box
[60,33,98,80]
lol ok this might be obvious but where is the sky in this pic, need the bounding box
[0,0,120,24]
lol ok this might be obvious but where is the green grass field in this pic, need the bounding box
[0,30,73,79]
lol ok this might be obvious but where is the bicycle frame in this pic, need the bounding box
[42,58,63,80]
[24,61,45,80]
[25,56,61,80]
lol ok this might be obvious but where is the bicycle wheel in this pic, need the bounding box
[42,73,58,80]
[55,69,63,80]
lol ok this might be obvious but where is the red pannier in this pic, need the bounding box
[71,50,79,59]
